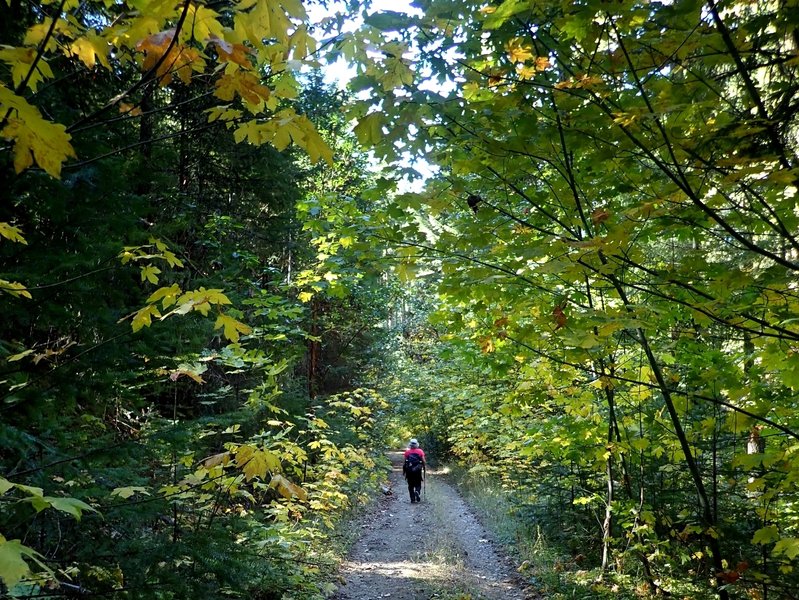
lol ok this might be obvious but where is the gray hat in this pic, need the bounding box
[409,438,419,448]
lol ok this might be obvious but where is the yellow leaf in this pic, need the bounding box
[247,0,293,45]
[279,0,307,19]
[162,250,183,268]
[169,364,206,383]
[184,4,225,43]
[174,287,232,316]
[214,71,271,112]
[288,25,315,59]
[24,19,69,50]
[505,37,534,63]
[0,279,31,299]
[119,102,143,116]
[0,222,26,244]
[110,15,160,49]
[130,304,161,332]
[140,265,161,284]
[0,46,52,91]
[272,75,298,99]
[271,473,307,501]
[298,291,313,302]
[136,29,205,86]
[215,313,252,342]
[147,284,181,308]
[235,445,280,481]
[206,105,243,123]
[68,32,111,70]
[0,85,76,178]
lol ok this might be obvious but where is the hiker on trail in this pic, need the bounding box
[402,438,426,503]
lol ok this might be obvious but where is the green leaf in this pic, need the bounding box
[110,486,150,499]
[354,113,383,146]
[44,497,97,521]
[482,0,530,29]
[773,537,799,559]
[0,537,40,588]
[0,477,13,495]
[752,525,780,545]
[364,10,412,32]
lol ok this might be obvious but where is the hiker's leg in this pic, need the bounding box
[407,479,415,502]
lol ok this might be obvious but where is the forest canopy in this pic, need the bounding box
[2,0,799,599]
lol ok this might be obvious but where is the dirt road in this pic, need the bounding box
[332,452,535,600]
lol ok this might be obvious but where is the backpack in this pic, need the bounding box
[404,452,423,475]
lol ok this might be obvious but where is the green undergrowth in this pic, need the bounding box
[1,388,392,599]
[443,464,711,600]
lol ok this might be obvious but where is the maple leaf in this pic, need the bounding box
[215,313,253,342]
[24,18,69,50]
[136,29,204,86]
[129,304,162,332]
[505,38,534,63]
[215,71,271,112]
[136,28,175,68]
[0,279,31,299]
[354,112,383,146]
[68,32,111,70]
[0,222,26,244]
[161,250,184,268]
[110,486,150,499]
[0,536,51,588]
[173,288,232,317]
[119,102,143,116]
[140,265,161,284]
[0,46,53,91]
[206,105,243,123]
[248,0,293,45]
[235,445,281,481]
[169,362,207,383]
[289,25,316,60]
[271,474,308,501]
[147,284,182,308]
[1,83,77,177]
[208,35,253,68]
[202,452,231,468]
[1,112,76,178]
[111,15,160,49]
[185,4,224,43]
[591,208,610,225]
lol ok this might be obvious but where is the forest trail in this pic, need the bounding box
[333,452,536,600]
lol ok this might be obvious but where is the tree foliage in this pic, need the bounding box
[0,0,394,597]
[346,0,799,597]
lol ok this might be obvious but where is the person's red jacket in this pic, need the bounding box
[404,448,426,463]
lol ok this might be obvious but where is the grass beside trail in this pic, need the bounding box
[441,465,715,600]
